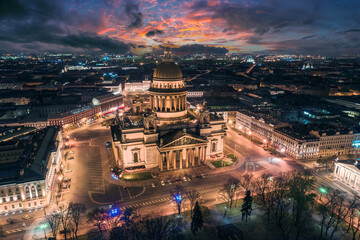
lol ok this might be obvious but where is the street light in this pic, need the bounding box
[174,194,183,218]
[319,187,327,200]
[39,223,48,239]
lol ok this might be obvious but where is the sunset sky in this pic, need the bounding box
[0,0,359,55]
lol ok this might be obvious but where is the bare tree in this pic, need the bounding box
[141,214,182,240]
[185,189,200,218]
[46,212,61,239]
[252,173,274,221]
[346,197,360,240]
[58,205,72,240]
[220,178,240,214]
[287,172,316,240]
[240,173,253,192]
[68,202,87,239]
[87,208,111,239]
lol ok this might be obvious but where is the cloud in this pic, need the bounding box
[145,29,164,37]
[301,35,316,40]
[170,44,229,55]
[0,0,133,53]
[124,0,143,29]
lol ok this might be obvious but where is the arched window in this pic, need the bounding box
[133,152,138,163]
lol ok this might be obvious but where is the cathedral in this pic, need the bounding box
[111,49,226,171]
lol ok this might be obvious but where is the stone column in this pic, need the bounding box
[166,151,170,170]
[204,147,207,162]
[186,149,189,168]
[180,150,183,169]
[159,96,163,111]
[191,148,195,166]
[172,150,176,170]
[150,96,153,109]
[199,147,203,164]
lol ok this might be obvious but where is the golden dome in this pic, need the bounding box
[153,62,183,79]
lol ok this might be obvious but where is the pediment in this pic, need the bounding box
[161,135,207,148]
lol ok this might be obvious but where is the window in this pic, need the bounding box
[2,198,6,203]
[19,203,22,208]
[34,202,37,206]
[28,203,31,207]
[211,142,217,152]
[10,196,13,201]
[133,152,139,163]
[4,206,7,210]
[12,204,15,209]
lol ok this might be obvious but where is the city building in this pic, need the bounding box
[334,160,360,192]
[111,49,226,171]
[0,127,62,214]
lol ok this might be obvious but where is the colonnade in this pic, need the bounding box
[157,146,207,171]
[150,95,186,112]
[334,164,360,190]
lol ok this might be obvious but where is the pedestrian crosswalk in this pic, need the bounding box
[5,228,23,234]
[119,186,222,210]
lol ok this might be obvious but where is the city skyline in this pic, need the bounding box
[0,0,359,55]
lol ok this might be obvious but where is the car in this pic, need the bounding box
[151,183,155,188]
[201,173,206,179]
[183,176,187,182]
[167,180,172,185]
[7,218,15,224]
[161,180,165,186]
[22,215,32,220]
[65,169,72,173]
[105,141,111,148]
[69,151,74,154]
[67,157,74,160]
[186,176,191,182]
[63,177,71,182]
[62,184,70,189]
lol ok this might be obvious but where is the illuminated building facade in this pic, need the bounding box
[0,127,62,214]
[111,49,226,171]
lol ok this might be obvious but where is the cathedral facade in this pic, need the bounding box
[111,50,226,171]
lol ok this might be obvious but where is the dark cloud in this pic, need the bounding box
[124,0,142,29]
[301,35,316,40]
[187,0,360,55]
[170,44,228,55]
[145,29,164,37]
[0,0,133,53]
[0,0,27,19]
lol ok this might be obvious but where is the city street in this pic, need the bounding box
[0,122,334,239]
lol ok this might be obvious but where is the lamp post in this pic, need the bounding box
[39,223,48,239]
[174,194,183,218]
[319,187,327,201]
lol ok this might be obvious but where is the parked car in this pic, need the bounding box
[167,179,172,185]
[161,180,165,186]
[183,176,187,182]
[63,177,71,182]
[67,156,74,160]
[7,218,15,224]
[22,215,32,220]
[105,141,111,148]
[65,169,72,173]
[151,183,155,188]
[69,151,75,154]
